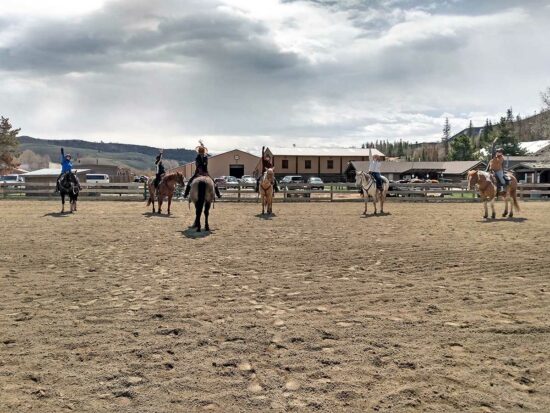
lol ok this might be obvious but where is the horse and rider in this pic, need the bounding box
[467,145,520,219]
[56,147,81,193]
[356,148,389,215]
[55,148,81,213]
[256,150,279,193]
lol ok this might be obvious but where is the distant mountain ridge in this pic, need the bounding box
[18,136,196,172]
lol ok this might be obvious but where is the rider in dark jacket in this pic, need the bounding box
[153,150,165,188]
[183,141,221,198]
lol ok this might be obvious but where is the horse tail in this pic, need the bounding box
[198,179,206,207]
[511,185,520,212]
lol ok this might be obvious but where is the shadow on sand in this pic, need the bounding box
[360,211,392,218]
[142,212,175,219]
[255,213,276,220]
[477,216,528,224]
[180,227,213,239]
[43,212,72,218]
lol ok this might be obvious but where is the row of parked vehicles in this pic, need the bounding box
[212,175,326,191]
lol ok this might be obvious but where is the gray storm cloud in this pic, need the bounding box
[1,0,549,150]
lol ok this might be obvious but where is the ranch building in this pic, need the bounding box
[75,159,134,183]
[510,161,550,183]
[171,149,260,179]
[345,160,486,183]
[21,168,89,196]
[263,147,386,182]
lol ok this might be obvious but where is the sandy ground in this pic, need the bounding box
[1,199,549,413]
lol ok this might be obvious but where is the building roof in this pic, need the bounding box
[519,140,550,154]
[178,149,259,167]
[440,161,486,175]
[267,147,385,157]
[348,160,483,175]
[22,168,90,177]
[510,161,550,171]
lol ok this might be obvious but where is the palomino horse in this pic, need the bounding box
[467,170,519,219]
[260,168,275,215]
[59,172,79,213]
[189,175,215,232]
[355,171,389,216]
[147,172,185,215]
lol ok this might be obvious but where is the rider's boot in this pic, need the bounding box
[183,184,191,198]
[215,185,222,199]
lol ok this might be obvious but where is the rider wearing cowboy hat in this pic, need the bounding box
[368,148,383,191]
[183,140,222,198]
[56,147,81,192]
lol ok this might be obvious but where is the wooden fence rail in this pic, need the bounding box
[2,181,549,202]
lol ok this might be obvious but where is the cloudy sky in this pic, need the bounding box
[1,0,549,152]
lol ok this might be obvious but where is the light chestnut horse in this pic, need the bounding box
[355,171,389,215]
[467,170,519,219]
[189,175,215,232]
[147,172,185,215]
[260,168,275,215]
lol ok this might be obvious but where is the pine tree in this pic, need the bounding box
[442,117,451,160]
[0,117,21,173]
[449,134,473,161]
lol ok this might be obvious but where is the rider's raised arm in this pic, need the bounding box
[60,147,65,163]
[368,148,372,172]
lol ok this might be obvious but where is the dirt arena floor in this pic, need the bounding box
[1,200,549,412]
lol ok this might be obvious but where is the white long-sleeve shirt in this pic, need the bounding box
[369,148,381,173]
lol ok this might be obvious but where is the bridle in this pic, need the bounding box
[358,171,374,194]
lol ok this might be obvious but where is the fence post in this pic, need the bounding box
[330,184,334,202]
[238,185,241,202]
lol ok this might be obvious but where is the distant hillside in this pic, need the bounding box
[18,136,196,172]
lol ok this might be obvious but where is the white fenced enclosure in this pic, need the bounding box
[2,181,549,202]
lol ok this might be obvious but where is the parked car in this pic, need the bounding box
[134,175,148,183]
[280,175,304,186]
[215,176,239,189]
[0,174,24,186]
[280,175,308,197]
[86,174,110,184]
[239,175,256,189]
[307,176,324,190]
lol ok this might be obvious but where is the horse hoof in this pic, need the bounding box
[491,214,496,219]
[205,226,210,231]
[502,213,507,217]
[483,215,488,219]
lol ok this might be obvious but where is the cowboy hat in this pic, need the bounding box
[196,140,208,154]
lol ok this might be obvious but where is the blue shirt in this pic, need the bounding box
[60,154,73,173]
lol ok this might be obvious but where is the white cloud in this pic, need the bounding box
[0,0,549,152]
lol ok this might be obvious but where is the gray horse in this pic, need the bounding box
[189,176,215,231]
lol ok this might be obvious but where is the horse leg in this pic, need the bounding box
[491,198,496,219]
[483,199,488,219]
[204,202,211,231]
[372,194,377,215]
[195,199,204,231]
[379,190,384,214]
[61,193,65,213]
[261,193,265,215]
[158,195,163,214]
[502,194,508,217]
[167,194,172,215]
[363,196,367,215]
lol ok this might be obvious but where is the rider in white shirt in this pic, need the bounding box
[368,148,383,190]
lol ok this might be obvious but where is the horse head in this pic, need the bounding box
[467,170,479,190]
[355,170,370,187]
[265,168,274,181]
[176,171,185,186]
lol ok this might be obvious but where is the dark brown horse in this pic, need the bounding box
[146,172,185,214]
